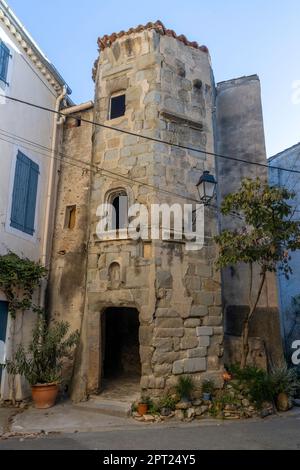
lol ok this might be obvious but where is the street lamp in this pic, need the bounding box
[196,171,217,205]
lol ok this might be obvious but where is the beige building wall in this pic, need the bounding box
[0,1,72,401]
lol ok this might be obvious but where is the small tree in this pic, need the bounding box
[215,178,300,368]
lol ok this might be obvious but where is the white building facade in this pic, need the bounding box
[0,0,72,400]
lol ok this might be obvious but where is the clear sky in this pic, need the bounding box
[7,0,300,157]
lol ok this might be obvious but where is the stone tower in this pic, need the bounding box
[49,21,224,402]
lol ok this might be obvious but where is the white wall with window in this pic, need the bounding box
[0,1,72,400]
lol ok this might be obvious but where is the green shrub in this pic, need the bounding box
[139,395,151,405]
[175,375,195,400]
[228,363,300,408]
[202,379,215,395]
[270,366,300,397]
[228,364,273,408]
[5,319,79,385]
[159,395,177,411]
[228,364,266,382]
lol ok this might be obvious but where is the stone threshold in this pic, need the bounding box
[75,396,132,418]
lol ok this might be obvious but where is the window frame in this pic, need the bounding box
[64,205,77,230]
[109,91,126,120]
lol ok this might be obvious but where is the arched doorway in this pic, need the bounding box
[101,307,141,398]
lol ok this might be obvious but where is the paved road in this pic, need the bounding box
[1,412,300,450]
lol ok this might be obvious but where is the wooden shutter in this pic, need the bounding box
[0,42,10,84]
[10,151,39,235]
[24,160,39,235]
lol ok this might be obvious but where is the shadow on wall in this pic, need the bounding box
[224,305,284,369]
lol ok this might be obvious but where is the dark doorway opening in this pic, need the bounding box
[102,307,141,381]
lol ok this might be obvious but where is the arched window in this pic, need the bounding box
[111,191,128,230]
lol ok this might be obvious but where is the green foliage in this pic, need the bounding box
[175,375,195,400]
[131,403,138,413]
[215,178,300,278]
[5,319,80,385]
[148,400,160,415]
[0,252,47,318]
[158,395,177,411]
[139,395,151,405]
[139,396,159,414]
[228,364,273,408]
[202,379,215,395]
[228,364,267,382]
[270,366,300,397]
[209,391,237,417]
[228,364,300,408]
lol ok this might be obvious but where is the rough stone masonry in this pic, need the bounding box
[47,21,280,402]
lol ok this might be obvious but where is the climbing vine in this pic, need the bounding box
[0,252,47,318]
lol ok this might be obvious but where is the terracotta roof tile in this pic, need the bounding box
[92,20,208,81]
[97,20,208,52]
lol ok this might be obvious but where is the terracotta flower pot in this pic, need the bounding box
[137,403,148,416]
[31,383,59,409]
[276,392,291,412]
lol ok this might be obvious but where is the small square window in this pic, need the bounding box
[65,205,76,229]
[110,94,126,120]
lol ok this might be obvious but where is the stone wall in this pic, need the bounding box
[47,107,93,388]
[215,75,283,366]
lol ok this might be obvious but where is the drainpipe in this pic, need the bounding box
[40,86,67,309]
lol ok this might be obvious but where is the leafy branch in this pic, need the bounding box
[0,252,47,318]
[215,178,300,367]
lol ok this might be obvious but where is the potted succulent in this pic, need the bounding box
[5,319,79,409]
[175,375,195,403]
[202,379,215,401]
[137,396,150,416]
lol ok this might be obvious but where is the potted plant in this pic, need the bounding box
[175,375,195,403]
[137,396,150,416]
[5,319,79,409]
[270,366,300,412]
[202,379,215,401]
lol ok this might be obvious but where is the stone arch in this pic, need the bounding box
[108,261,121,289]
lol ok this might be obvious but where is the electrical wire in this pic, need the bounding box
[4,94,300,177]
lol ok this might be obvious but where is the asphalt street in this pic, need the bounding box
[0,411,299,450]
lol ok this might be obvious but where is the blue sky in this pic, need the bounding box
[7,0,300,157]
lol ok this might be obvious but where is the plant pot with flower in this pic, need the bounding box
[137,396,150,416]
[201,379,215,402]
[5,318,79,409]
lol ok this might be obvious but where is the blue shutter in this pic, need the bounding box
[0,301,8,385]
[0,42,10,85]
[24,161,39,235]
[11,152,30,232]
[10,152,39,235]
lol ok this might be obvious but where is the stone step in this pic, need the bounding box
[75,397,132,418]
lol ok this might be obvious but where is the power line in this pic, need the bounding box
[1,128,298,223]
[4,94,300,177]
[0,129,201,204]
